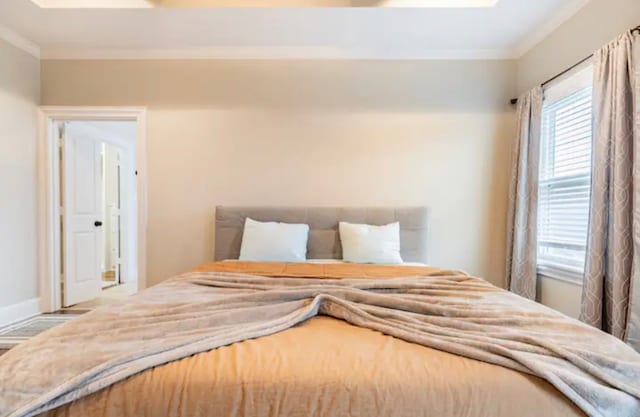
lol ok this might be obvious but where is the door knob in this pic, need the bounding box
[94,221,103,227]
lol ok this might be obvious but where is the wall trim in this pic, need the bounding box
[40,46,515,61]
[511,0,591,58]
[38,107,148,312]
[0,24,41,59]
[0,298,41,328]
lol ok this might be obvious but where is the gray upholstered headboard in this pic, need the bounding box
[214,206,428,263]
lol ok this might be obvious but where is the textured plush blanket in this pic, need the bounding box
[1,267,639,417]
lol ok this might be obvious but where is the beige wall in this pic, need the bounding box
[42,59,516,287]
[0,39,40,308]
[517,0,640,318]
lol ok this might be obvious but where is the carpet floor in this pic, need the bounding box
[0,313,85,352]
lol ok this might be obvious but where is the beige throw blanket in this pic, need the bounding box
[1,269,640,417]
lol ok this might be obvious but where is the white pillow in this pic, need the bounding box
[239,218,310,262]
[339,221,403,264]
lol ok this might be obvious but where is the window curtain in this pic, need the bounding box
[506,86,543,300]
[581,31,640,350]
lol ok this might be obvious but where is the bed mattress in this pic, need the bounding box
[35,262,584,417]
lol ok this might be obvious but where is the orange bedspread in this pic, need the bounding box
[39,262,584,417]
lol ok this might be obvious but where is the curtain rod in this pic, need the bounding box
[509,55,591,105]
[510,24,640,105]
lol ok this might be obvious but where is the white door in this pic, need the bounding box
[108,204,120,281]
[62,124,103,306]
[105,146,121,282]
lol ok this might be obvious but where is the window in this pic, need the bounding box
[537,63,593,282]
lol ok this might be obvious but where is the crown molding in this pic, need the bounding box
[41,46,515,60]
[511,0,591,59]
[0,24,41,59]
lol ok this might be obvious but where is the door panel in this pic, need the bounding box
[72,138,99,214]
[63,124,103,307]
[72,231,98,282]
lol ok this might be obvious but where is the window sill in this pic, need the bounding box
[537,273,583,286]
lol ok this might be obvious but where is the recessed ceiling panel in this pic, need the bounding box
[30,0,500,7]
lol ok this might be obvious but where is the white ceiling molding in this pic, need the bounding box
[510,0,591,58]
[0,24,40,58]
[40,46,514,60]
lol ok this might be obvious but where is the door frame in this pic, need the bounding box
[38,107,148,312]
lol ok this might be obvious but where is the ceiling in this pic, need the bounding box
[30,0,501,7]
[0,0,591,60]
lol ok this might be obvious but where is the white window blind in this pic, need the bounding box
[537,63,593,282]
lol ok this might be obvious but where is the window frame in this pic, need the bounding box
[535,62,594,284]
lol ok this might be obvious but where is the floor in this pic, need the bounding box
[0,314,84,351]
[101,270,118,289]
[0,282,137,356]
[63,281,137,311]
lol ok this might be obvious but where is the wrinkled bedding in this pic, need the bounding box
[1,262,639,417]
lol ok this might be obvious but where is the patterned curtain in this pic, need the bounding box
[581,31,640,350]
[506,86,543,300]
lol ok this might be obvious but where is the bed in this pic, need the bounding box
[1,206,639,417]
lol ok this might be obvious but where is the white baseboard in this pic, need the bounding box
[0,298,41,328]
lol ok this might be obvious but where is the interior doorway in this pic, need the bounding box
[57,121,137,308]
[101,141,122,290]
[38,107,147,313]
